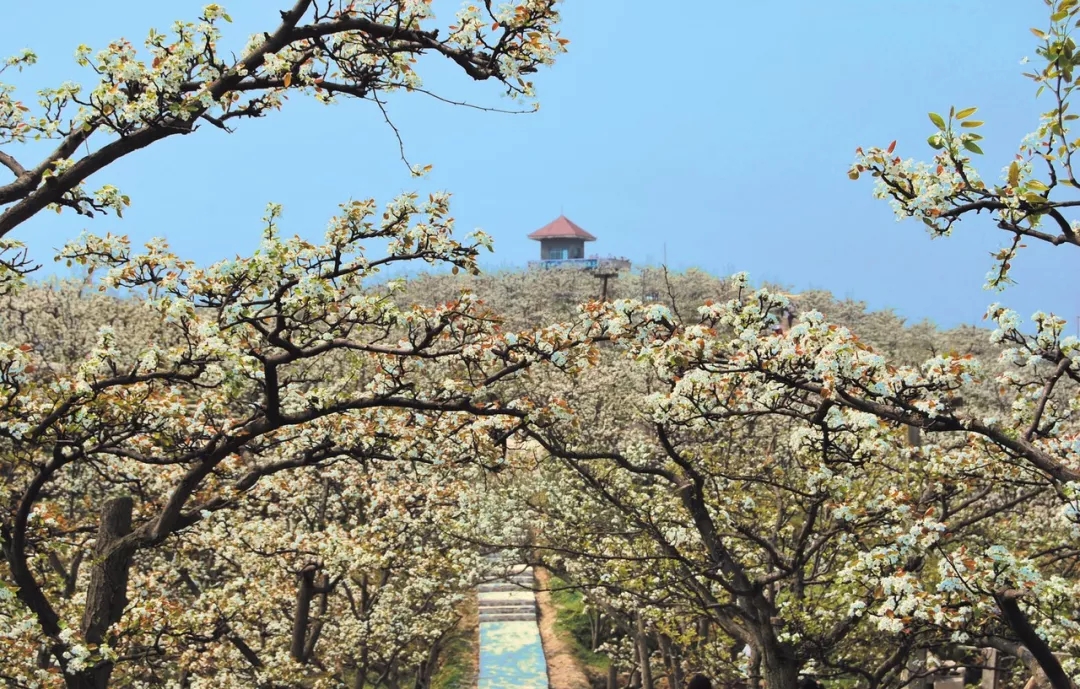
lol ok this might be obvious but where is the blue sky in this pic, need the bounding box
[1,1,1074,329]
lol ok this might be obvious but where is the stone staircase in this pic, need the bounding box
[476,548,549,688]
[478,563,537,623]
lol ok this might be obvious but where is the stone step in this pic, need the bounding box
[479,600,533,609]
[479,587,533,596]
[479,578,532,586]
[479,577,532,587]
[479,609,535,617]
[481,609,535,617]
[483,562,533,573]
[478,599,535,609]
[488,568,533,577]
[479,612,537,622]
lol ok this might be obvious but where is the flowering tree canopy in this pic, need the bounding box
[481,3,1080,689]
[0,3,577,687]
[0,186,672,687]
[0,0,566,239]
[4,2,1080,689]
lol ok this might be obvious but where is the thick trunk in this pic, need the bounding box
[607,662,618,689]
[761,650,799,689]
[68,497,134,689]
[290,566,317,662]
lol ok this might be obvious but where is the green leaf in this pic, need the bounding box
[963,140,984,154]
[1032,27,1048,38]
[1027,178,1050,191]
[928,134,945,150]
[1009,161,1020,186]
[961,120,984,128]
[956,107,978,119]
[1052,10,1069,22]
[929,112,946,128]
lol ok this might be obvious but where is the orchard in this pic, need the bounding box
[1,2,1078,689]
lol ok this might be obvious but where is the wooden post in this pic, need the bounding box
[982,648,999,689]
[592,269,618,301]
[934,674,964,689]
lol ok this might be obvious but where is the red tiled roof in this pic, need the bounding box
[527,215,597,241]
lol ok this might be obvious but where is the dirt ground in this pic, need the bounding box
[462,590,480,687]
[534,567,593,689]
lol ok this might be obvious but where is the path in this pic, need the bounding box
[534,568,592,689]
[477,559,549,689]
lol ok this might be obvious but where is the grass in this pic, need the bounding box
[547,574,611,674]
[431,593,479,689]
[430,633,474,689]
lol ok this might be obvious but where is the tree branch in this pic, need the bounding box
[0,150,26,178]
[996,590,1075,689]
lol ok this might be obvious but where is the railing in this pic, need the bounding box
[527,258,599,269]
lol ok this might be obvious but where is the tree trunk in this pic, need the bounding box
[607,662,618,689]
[748,647,762,689]
[659,633,684,689]
[997,591,1075,689]
[290,565,317,662]
[352,665,367,689]
[761,649,799,689]
[301,573,330,662]
[636,614,654,689]
[69,497,134,689]
[698,616,710,643]
[416,638,443,689]
[352,644,369,689]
